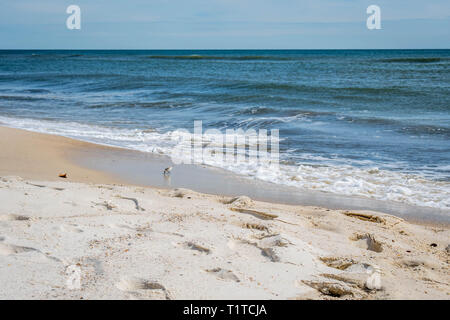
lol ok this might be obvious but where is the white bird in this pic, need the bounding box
[163,167,173,176]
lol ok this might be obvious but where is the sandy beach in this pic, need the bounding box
[0,126,449,300]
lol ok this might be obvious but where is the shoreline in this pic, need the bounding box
[1,125,449,226]
[0,126,126,185]
[0,125,449,299]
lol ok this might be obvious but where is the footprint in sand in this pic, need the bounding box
[0,243,37,256]
[227,239,281,263]
[109,223,154,235]
[116,277,165,291]
[60,224,84,233]
[350,233,383,253]
[320,257,358,270]
[115,276,170,299]
[206,268,240,282]
[170,188,196,199]
[258,235,288,248]
[320,256,372,273]
[93,201,116,211]
[108,223,136,230]
[260,247,280,262]
[0,214,30,221]
[84,257,104,275]
[0,242,60,262]
[301,279,361,298]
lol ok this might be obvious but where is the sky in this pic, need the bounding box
[0,0,449,49]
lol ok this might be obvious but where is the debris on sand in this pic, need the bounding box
[230,207,278,220]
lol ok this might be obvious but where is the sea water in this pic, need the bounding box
[0,49,448,210]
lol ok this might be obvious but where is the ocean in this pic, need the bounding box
[0,49,449,210]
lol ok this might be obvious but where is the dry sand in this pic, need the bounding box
[0,126,448,299]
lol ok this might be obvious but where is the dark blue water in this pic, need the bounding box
[0,50,449,209]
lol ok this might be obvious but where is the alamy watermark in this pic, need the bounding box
[169,121,280,170]
[367,5,381,30]
[67,5,381,31]
[66,5,81,30]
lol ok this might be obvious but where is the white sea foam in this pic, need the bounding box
[1,115,449,210]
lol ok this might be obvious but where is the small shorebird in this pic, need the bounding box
[163,167,173,176]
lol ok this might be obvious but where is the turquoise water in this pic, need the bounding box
[0,50,449,210]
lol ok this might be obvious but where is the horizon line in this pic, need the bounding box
[1,48,449,51]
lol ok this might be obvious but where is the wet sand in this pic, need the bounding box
[75,144,450,225]
[0,126,124,185]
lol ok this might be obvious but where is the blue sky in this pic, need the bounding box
[0,0,449,49]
